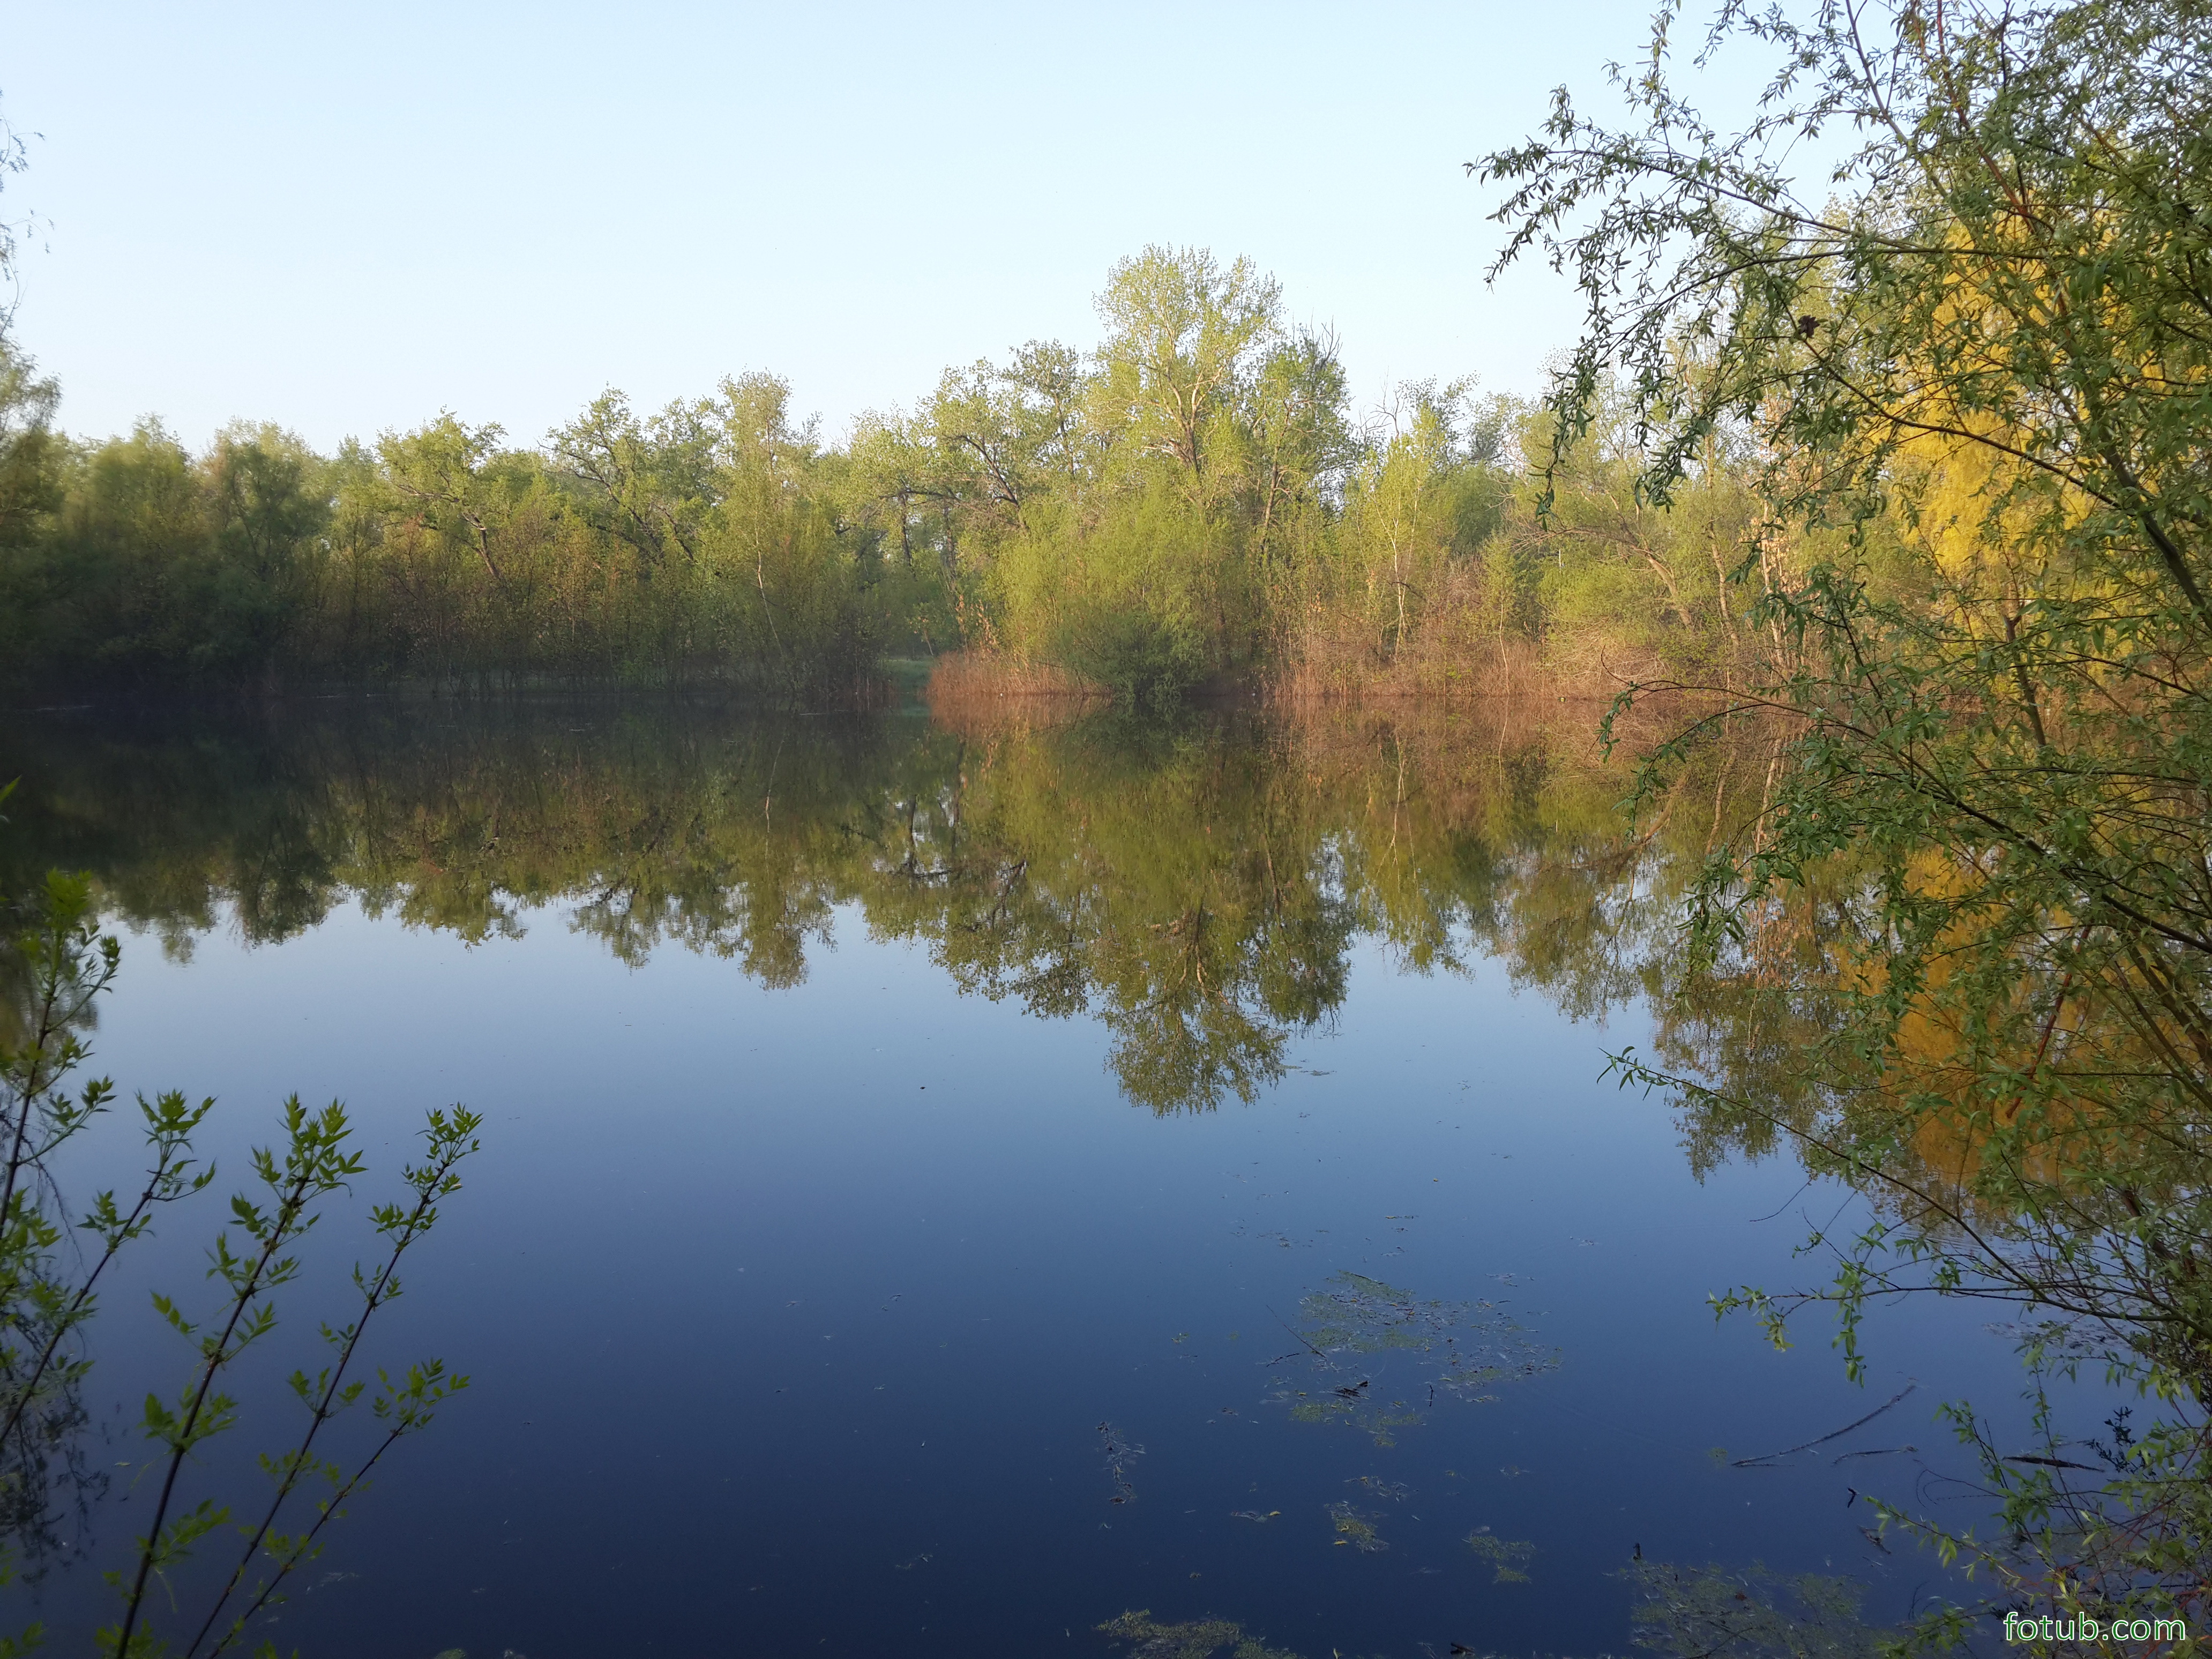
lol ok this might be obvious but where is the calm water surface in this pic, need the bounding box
[1,701,2029,1656]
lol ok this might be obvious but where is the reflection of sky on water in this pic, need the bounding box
[0,707,2046,1655]
[38,891,2025,1657]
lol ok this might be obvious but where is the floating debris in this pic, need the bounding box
[1263,1273,1557,1445]
[1347,1476,1411,1502]
[1230,1508,1281,1523]
[893,1553,932,1571]
[1327,1501,1388,1552]
[1464,1529,1535,1583]
[1097,1611,1304,1659]
[1098,1421,1145,1506]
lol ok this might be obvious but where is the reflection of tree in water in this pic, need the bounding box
[843,722,1360,1110]
[0,910,108,1582]
[0,699,1718,1114]
[0,1367,102,1585]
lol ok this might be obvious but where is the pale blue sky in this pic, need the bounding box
[3,1,1747,451]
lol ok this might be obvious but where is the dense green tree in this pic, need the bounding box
[1092,245,1283,489]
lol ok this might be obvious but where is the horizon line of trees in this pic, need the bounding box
[0,247,1777,704]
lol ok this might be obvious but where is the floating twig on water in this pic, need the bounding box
[1730,1384,1918,1468]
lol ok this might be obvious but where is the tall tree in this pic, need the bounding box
[1093,245,1282,487]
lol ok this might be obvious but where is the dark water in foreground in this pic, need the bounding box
[1,700,2029,1657]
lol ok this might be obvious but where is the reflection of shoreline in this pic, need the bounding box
[0,699,1755,1115]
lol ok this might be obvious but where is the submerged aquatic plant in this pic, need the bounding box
[1326,1500,1388,1552]
[1463,1529,1535,1584]
[1264,1272,1556,1445]
[1623,1561,1892,1657]
[1097,1609,1304,1659]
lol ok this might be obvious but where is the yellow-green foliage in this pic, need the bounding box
[0,254,1774,701]
[0,364,879,694]
[993,481,1229,701]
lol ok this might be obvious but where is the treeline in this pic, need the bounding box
[0,248,1770,701]
[0,367,874,694]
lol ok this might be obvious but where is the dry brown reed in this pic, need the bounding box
[1270,566,1684,706]
[1270,625,1681,708]
[1274,692,1642,781]
[922,651,1111,731]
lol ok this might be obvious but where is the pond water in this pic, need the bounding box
[1,699,2034,1657]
